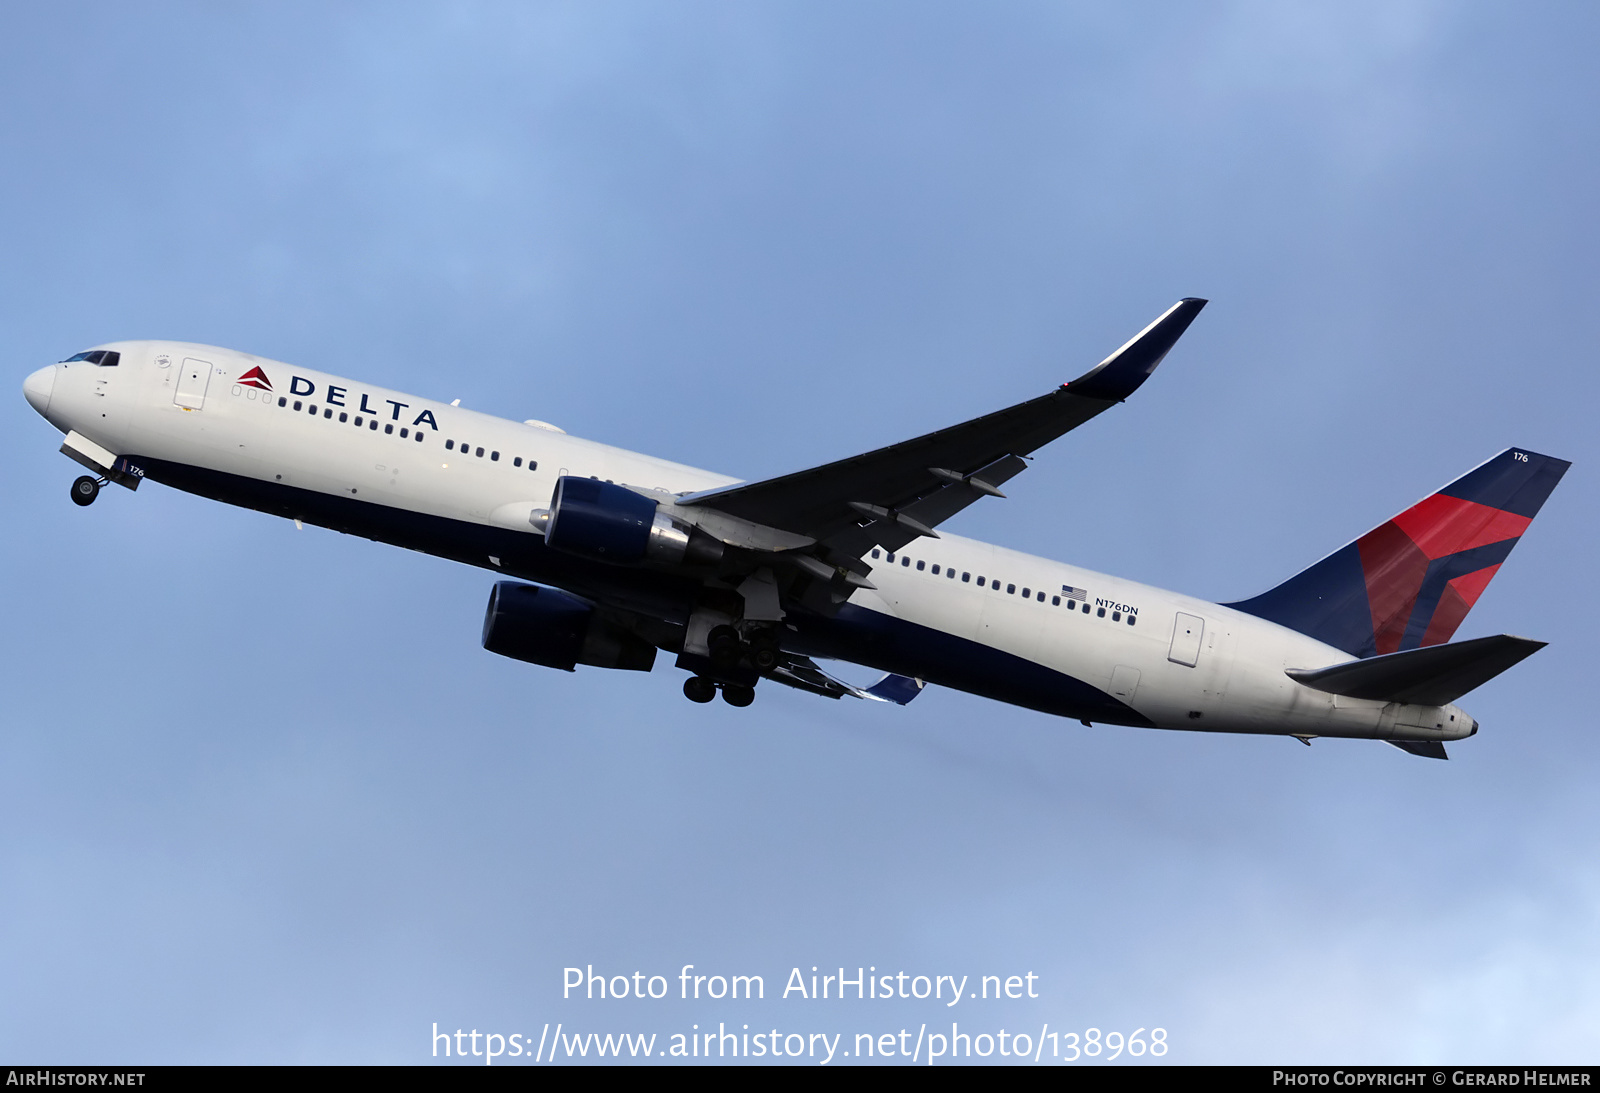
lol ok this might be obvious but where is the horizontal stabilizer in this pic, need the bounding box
[1287,633,1546,706]
[1389,740,1449,760]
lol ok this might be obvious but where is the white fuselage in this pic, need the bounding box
[24,341,1476,745]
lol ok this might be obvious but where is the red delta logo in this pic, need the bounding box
[238,366,273,392]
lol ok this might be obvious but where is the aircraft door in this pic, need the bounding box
[174,357,213,410]
[1110,665,1141,701]
[1168,612,1204,667]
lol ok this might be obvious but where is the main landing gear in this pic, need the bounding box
[688,623,780,708]
[71,475,103,507]
[707,625,781,672]
[682,675,757,708]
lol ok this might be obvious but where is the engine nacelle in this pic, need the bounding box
[543,476,722,568]
[481,581,656,672]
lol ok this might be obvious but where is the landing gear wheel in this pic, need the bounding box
[71,475,100,507]
[708,625,744,670]
[721,684,756,708]
[749,633,780,671]
[683,676,717,704]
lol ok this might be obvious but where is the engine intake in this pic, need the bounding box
[481,581,656,672]
[543,476,722,568]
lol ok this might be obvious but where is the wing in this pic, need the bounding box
[764,654,927,705]
[678,298,1206,559]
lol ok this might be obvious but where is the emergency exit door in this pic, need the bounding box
[174,357,213,410]
[1168,612,1204,667]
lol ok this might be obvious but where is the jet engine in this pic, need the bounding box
[542,476,722,568]
[481,581,656,672]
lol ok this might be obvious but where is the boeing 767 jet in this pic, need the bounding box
[23,299,1568,758]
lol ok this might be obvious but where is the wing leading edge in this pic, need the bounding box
[678,298,1206,553]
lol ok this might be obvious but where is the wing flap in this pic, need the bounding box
[765,659,855,700]
[763,656,927,706]
[824,454,1029,558]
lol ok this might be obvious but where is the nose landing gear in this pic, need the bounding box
[70,475,103,507]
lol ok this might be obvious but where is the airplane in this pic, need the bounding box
[21,299,1569,759]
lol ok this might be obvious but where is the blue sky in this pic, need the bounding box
[2,1,1597,1064]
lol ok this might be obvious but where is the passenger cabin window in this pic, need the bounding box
[445,440,454,450]
[514,457,522,467]
[916,560,924,571]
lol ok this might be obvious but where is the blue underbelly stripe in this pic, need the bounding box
[134,456,1149,727]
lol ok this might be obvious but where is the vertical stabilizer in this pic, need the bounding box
[1225,449,1569,657]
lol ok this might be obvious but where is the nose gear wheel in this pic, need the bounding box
[71,475,101,507]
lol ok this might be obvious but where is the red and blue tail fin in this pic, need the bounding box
[1225,448,1570,658]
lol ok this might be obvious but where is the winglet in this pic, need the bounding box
[1065,298,1207,402]
[864,674,926,705]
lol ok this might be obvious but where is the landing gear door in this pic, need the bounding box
[174,357,213,410]
[1168,612,1204,667]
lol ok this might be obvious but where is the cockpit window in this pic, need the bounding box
[62,350,119,366]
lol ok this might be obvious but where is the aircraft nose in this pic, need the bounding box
[23,365,56,416]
